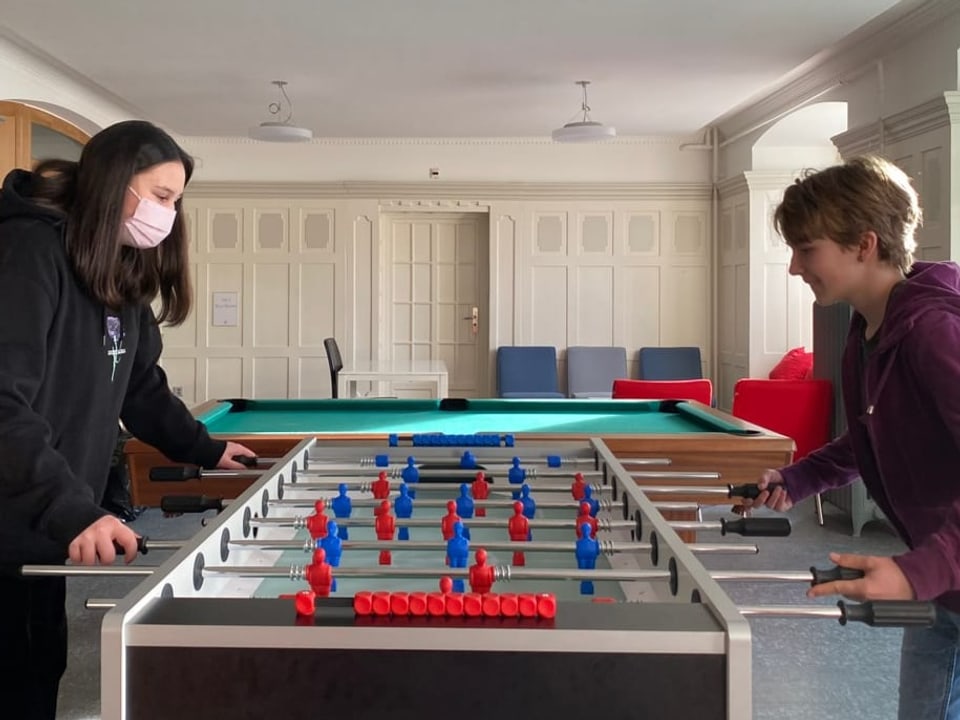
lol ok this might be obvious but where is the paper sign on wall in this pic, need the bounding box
[212,291,239,327]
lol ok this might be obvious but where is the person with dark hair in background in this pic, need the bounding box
[0,120,254,719]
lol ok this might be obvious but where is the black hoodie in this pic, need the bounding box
[0,169,224,566]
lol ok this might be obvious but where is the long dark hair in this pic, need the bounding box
[31,120,195,325]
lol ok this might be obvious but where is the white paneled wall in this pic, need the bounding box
[749,173,815,380]
[716,171,816,410]
[487,194,712,391]
[833,92,959,263]
[717,176,750,409]
[160,185,712,403]
[160,199,345,404]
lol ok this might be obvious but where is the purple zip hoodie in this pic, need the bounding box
[779,261,960,612]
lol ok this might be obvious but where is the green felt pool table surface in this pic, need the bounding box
[196,398,756,437]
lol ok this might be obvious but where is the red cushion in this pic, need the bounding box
[611,379,713,405]
[769,347,813,381]
[731,379,833,460]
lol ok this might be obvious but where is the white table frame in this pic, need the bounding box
[338,359,449,398]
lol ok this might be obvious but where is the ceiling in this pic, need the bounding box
[0,0,912,139]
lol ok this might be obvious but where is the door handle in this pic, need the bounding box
[462,306,479,335]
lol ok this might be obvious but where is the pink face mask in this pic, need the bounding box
[122,187,177,249]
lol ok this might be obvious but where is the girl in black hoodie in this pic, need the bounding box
[0,120,254,719]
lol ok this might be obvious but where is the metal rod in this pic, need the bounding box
[20,566,156,577]
[739,605,842,619]
[637,485,731,495]
[287,479,613,494]
[268,497,700,514]
[85,599,119,609]
[711,570,815,583]
[669,521,727,532]
[651,502,702,513]
[269,496,627,511]
[297,467,607,480]
[226,538,758,556]
[202,564,673,584]
[631,471,721,480]
[254,515,634,531]
[229,538,317,551]
[143,540,187,551]
[343,455,626,468]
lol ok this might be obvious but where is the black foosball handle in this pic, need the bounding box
[160,495,225,515]
[727,483,783,499]
[233,454,259,468]
[839,600,937,627]
[810,565,866,586]
[150,466,200,481]
[113,536,149,556]
[720,517,792,537]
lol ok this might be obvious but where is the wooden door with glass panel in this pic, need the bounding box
[0,101,88,180]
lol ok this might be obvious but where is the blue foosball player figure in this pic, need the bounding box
[519,484,537,520]
[331,483,352,539]
[581,485,600,517]
[456,483,475,519]
[446,522,470,593]
[401,456,420,498]
[575,523,599,595]
[394,482,414,540]
[320,521,344,592]
[508,457,525,499]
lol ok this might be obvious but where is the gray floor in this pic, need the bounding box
[57,497,905,719]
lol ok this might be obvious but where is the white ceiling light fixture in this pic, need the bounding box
[551,80,616,143]
[248,80,313,142]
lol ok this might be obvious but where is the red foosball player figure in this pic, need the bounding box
[374,500,396,565]
[441,500,462,541]
[371,470,390,500]
[508,501,530,566]
[469,548,495,595]
[306,499,330,540]
[471,471,490,517]
[571,472,587,501]
[575,501,598,539]
[305,548,333,597]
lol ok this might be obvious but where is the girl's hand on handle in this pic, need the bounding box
[737,469,791,513]
[68,515,140,565]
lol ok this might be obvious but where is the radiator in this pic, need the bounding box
[823,481,887,537]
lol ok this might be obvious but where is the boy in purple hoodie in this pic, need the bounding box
[746,155,960,720]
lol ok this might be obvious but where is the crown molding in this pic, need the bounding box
[187,181,713,202]
[716,171,796,200]
[833,92,958,157]
[714,0,958,145]
[716,174,750,199]
[743,170,797,191]
[944,91,960,124]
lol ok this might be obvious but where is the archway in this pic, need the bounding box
[0,100,93,180]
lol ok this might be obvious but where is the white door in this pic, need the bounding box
[384,213,489,397]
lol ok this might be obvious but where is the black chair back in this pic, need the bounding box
[323,338,344,398]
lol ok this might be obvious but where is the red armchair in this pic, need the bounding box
[731,378,833,523]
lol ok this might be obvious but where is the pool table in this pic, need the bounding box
[125,398,794,511]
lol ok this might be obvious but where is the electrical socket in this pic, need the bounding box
[171,386,184,398]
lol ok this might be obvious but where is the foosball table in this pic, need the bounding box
[24,437,935,720]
